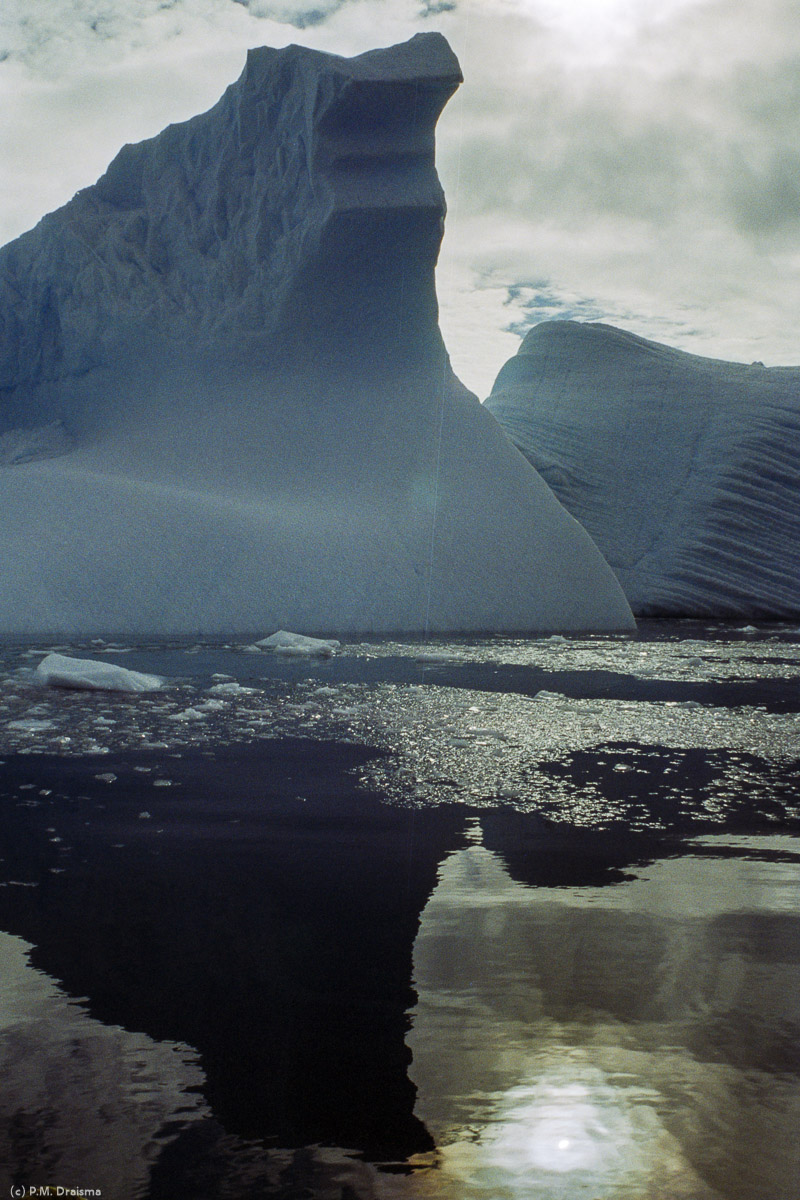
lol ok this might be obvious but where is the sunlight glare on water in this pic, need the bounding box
[441,1070,649,1197]
[407,823,800,1200]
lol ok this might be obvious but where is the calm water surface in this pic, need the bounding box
[0,622,798,1199]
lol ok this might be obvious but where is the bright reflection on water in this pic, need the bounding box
[443,1069,650,1196]
[407,823,800,1200]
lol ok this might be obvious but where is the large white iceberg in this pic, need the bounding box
[0,39,632,637]
[486,320,800,618]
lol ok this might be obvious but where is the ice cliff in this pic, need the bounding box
[0,36,632,636]
[486,320,800,617]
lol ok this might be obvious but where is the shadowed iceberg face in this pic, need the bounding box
[0,35,461,433]
[0,40,633,637]
[486,319,800,619]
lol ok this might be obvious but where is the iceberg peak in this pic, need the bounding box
[0,43,632,637]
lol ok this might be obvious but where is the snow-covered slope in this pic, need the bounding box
[486,320,800,617]
[0,39,632,636]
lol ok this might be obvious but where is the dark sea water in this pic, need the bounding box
[0,622,799,1199]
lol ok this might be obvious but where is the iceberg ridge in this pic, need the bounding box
[486,320,800,618]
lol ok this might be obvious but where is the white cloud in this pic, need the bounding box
[432,0,800,390]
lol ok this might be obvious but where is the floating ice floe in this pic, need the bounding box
[7,718,56,733]
[167,708,207,722]
[255,631,341,658]
[36,653,163,693]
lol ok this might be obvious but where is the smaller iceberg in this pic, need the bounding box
[255,631,341,657]
[36,653,163,692]
[486,320,800,618]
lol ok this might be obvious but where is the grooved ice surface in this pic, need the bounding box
[0,37,632,637]
[486,321,800,618]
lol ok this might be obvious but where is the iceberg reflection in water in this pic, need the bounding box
[0,931,206,1195]
[408,823,800,1200]
[0,816,798,1198]
[1,626,800,1197]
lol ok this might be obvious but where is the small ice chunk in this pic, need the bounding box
[138,811,151,819]
[36,653,163,693]
[94,772,117,783]
[466,727,508,741]
[255,630,340,657]
[168,707,207,721]
[209,682,257,696]
[532,689,565,701]
[7,718,55,732]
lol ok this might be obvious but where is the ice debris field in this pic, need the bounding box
[2,628,800,833]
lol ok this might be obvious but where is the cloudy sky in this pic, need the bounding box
[2,0,799,395]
